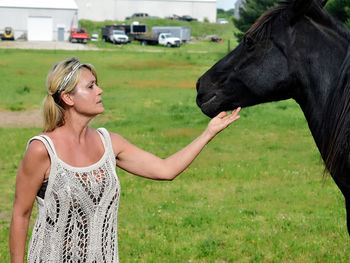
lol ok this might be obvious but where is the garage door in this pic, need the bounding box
[28,17,53,41]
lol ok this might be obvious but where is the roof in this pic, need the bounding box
[0,0,78,10]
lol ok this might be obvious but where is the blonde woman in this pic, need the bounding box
[9,57,241,262]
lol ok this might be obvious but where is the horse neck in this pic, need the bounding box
[294,44,350,161]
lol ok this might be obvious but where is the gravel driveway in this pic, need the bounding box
[0,40,100,50]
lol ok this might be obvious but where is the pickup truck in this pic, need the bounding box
[135,33,181,47]
[101,26,129,44]
[69,28,89,44]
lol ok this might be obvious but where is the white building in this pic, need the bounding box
[0,0,78,41]
[75,0,216,23]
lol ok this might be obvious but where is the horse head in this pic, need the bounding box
[196,0,348,118]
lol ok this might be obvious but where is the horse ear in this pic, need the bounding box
[320,0,328,7]
[290,0,313,24]
[293,0,313,16]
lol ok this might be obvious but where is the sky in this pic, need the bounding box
[216,0,238,10]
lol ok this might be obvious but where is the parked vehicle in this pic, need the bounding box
[1,27,14,40]
[102,26,129,44]
[109,24,147,41]
[180,15,197,22]
[166,14,181,20]
[135,33,181,47]
[211,36,223,43]
[69,28,89,44]
[90,33,99,41]
[217,18,229,24]
[126,13,149,20]
[151,26,190,43]
[101,25,130,44]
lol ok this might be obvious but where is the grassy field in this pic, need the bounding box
[0,41,349,262]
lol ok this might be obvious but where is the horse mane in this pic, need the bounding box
[323,52,350,178]
[313,5,350,179]
[244,4,288,42]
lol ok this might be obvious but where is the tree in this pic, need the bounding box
[325,0,350,30]
[217,8,235,19]
[233,0,279,41]
[326,0,350,23]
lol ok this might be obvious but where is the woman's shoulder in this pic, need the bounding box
[106,130,126,142]
[26,138,50,161]
[101,130,131,156]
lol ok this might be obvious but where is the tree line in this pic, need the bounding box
[230,0,350,41]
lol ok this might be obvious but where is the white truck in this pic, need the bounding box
[135,33,181,47]
[101,27,129,44]
[151,26,191,43]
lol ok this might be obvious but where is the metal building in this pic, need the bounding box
[75,0,216,23]
[0,0,78,41]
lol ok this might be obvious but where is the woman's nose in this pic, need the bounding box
[96,85,103,95]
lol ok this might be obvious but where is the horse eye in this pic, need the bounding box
[244,37,255,51]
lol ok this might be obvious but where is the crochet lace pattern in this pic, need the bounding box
[27,128,120,262]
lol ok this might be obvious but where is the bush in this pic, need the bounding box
[233,0,279,41]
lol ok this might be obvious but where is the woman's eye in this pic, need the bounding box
[88,84,94,89]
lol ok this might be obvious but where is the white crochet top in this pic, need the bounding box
[27,128,120,262]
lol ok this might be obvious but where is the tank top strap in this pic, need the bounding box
[27,135,58,160]
[97,128,116,166]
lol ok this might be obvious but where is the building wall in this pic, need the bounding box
[0,7,78,40]
[75,0,216,22]
[75,0,116,21]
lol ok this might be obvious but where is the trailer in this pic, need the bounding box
[151,26,191,43]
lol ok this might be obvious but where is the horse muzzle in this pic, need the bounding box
[196,78,222,118]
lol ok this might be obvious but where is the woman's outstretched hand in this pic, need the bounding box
[110,107,241,181]
[205,107,241,139]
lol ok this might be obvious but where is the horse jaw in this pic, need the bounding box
[196,78,247,118]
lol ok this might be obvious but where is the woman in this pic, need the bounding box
[9,57,241,262]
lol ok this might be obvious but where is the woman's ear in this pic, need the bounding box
[61,91,74,106]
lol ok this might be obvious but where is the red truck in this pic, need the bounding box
[69,28,89,44]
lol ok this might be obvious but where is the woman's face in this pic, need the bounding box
[69,67,104,116]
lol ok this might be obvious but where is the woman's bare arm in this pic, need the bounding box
[112,108,241,180]
[10,140,50,263]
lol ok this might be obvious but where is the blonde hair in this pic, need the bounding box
[42,57,98,132]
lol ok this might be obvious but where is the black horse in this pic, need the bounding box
[196,0,350,234]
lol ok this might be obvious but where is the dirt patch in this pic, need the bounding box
[0,40,100,51]
[0,109,42,128]
[0,109,111,128]
[108,60,196,70]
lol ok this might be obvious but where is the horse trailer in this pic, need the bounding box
[151,26,191,43]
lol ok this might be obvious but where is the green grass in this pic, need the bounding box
[0,44,349,262]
